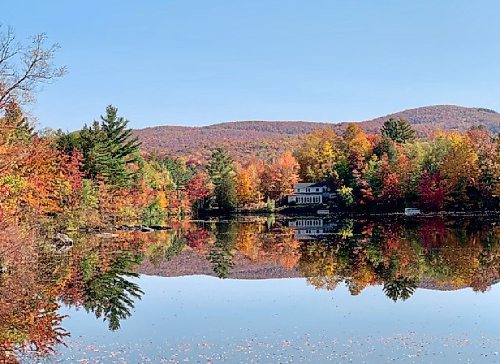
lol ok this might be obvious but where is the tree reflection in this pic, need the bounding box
[147,232,186,267]
[0,222,70,362]
[383,277,418,302]
[208,222,236,278]
[81,251,144,331]
[296,217,498,301]
[0,226,147,359]
[0,216,498,360]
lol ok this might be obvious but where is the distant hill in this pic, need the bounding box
[133,105,500,162]
[362,105,500,135]
[134,121,330,163]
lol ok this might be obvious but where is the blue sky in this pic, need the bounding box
[3,1,500,130]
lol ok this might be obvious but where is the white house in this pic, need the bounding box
[287,182,331,205]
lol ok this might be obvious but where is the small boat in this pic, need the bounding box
[317,209,330,215]
[404,208,421,216]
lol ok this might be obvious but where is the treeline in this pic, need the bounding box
[293,118,499,211]
[0,103,297,225]
[1,103,499,229]
[192,117,500,213]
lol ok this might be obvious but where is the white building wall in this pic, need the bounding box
[288,194,323,204]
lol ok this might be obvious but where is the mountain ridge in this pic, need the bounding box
[133,105,500,162]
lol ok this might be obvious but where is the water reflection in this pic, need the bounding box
[0,216,498,360]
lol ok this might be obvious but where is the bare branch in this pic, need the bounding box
[0,26,66,110]
[0,25,20,73]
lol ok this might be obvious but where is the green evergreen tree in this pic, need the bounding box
[217,172,237,211]
[97,105,141,186]
[57,121,103,180]
[373,135,397,162]
[381,118,416,143]
[207,147,236,211]
[57,105,141,187]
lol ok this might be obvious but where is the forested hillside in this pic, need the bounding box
[134,105,500,162]
[133,122,317,163]
[363,105,500,135]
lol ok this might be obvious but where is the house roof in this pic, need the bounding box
[294,182,328,189]
[288,193,323,197]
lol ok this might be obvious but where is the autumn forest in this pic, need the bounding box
[0,27,499,231]
[1,23,499,363]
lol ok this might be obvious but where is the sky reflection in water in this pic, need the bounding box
[4,216,499,363]
[57,276,499,363]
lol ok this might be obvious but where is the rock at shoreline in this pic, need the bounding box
[55,233,73,246]
[52,233,74,253]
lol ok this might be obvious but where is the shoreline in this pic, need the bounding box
[89,210,499,234]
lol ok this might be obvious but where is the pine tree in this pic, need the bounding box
[100,105,141,165]
[58,105,141,187]
[80,121,104,180]
[98,106,141,187]
[207,147,236,211]
[381,118,416,143]
[217,173,237,211]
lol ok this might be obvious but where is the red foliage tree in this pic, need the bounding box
[418,171,445,211]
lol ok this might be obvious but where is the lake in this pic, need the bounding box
[2,215,499,363]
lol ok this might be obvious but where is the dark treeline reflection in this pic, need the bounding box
[0,216,498,360]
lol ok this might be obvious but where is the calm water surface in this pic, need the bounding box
[3,216,499,363]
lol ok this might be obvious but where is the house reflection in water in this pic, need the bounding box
[287,218,335,240]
